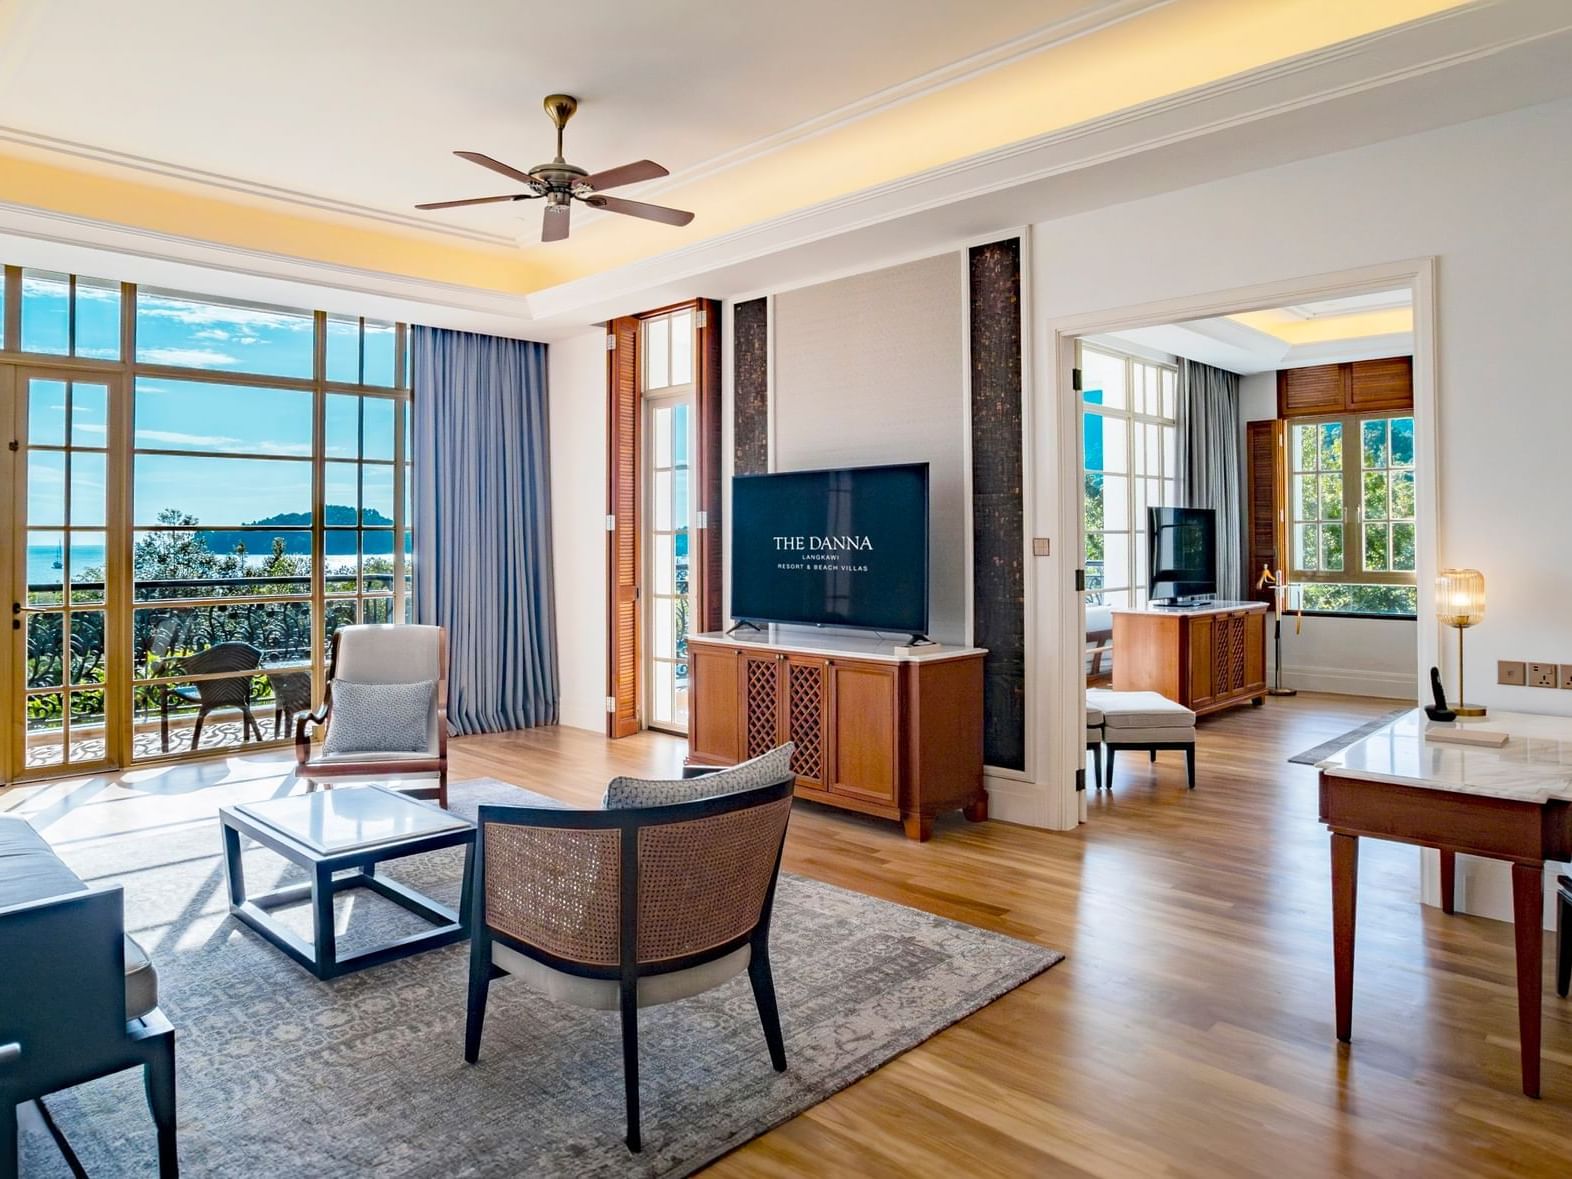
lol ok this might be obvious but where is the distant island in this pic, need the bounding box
[200,506,394,556]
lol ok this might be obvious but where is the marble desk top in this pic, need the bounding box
[1318,708,1572,805]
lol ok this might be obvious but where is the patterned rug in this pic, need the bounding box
[18,779,1062,1178]
[1287,708,1411,765]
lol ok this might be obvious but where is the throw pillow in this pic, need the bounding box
[322,679,435,755]
[602,742,795,809]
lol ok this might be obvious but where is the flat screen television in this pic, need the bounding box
[1147,506,1217,604]
[730,462,929,635]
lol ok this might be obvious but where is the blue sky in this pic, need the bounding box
[20,277,403,528]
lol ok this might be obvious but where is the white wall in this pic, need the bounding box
[546,97,1572,871]
[1032,98,1572,720]
[770,253,967,644]
[1239,371,1418,700]
[1029,97,1572,919]
[548,329,608,733]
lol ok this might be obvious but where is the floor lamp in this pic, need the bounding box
[1436,568,1486,717]
[1255,565,1298,697]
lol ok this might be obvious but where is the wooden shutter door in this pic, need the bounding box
[1245,418,1284,603]
[606,316,641,738]
[692,298,723,634]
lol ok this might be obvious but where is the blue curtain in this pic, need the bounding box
[411,326,558,733]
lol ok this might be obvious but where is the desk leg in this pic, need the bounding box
[1331,832,1358,1043]
[1440,849,1456,915]
[1511,861,1543,1098]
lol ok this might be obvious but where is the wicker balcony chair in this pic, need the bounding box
[295,624,448,807]
[157,641,264,752]
[464,775,795,1153]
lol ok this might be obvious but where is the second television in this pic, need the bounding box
[1147,506,1217,604]
[730,462,929,635]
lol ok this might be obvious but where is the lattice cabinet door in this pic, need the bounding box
[741,654,784,760]
[783,657,828,788]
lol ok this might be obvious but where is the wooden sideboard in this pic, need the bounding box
[1111,601,1268,716]
[686,632,987,840]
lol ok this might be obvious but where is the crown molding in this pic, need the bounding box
[0,0,1169,248]
[524,0,1572,323]
[0,126,521,249]
[0,198,549,338]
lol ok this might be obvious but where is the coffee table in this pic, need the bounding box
[219,784,475,980]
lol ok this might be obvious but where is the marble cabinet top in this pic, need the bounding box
[1318,708,1572,805]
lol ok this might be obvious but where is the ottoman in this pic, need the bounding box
[1086,688,1197,790]
[1085,702,1104,791]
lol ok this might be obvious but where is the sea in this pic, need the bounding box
[27,543,106,584]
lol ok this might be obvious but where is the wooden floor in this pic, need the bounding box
[6,692,1570,1176]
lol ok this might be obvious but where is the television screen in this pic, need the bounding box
[1147,507,1217,602]
[731,463,929,633]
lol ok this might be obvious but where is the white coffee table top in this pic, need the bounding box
[1318,708,1572,805]
[235,785,471,855]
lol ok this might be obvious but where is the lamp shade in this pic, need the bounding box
[1436,568,1486,628]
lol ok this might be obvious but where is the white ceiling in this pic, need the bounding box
[0,0,1097,241]
[1098,289,1415,375]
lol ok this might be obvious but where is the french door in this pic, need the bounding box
[8,367,127,778]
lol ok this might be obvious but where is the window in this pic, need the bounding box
[19,270,121,360]
[6,263,412,773]
[641,309,695,733]
[1080,342,1178,608]
[1287,412,1416,616]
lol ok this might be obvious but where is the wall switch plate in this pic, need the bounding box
[1498,660,1526,686]
[1528,661,1559,689]
[1032,537,1051,557]
[1561,664,1572,690]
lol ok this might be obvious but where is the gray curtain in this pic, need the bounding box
[1176,358,1243,601]
[411,325,558,734]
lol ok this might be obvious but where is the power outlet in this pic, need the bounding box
[1560,664,1572,690]
[1528,661,1559,689]
[1498,660,1527,686]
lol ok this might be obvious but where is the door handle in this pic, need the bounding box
[0,1041,21,1066]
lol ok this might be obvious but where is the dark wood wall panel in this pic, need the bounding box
[968,239,1026,772]
[733,298,769,476]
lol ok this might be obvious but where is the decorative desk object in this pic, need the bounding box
[1435,567,1487,717]
[1424,665,1456,722]
[1255,565,1299,697]
[1318,709,1572,1097]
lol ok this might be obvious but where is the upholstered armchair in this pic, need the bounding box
[295,624,449,808]
[464,775,795,1152]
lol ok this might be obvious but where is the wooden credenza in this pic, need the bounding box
[686,633,987,841]
[1111,602,1268,716]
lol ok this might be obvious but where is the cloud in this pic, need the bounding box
[136,347,240,367]
[134,428,242,448]
[136,293,312,333]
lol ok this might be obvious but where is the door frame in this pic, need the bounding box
[1044,258,1439,829]
[6,364,130,780]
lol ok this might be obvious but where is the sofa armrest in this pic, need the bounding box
[0,885,131,1096]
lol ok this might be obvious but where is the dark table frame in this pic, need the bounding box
[219,786,475,980]
[1320,769,1572,1097]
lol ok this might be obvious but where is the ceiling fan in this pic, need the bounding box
[415,94,694,243]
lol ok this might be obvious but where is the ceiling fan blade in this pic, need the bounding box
[590,195,694,227]
[414,195,523,210]
[580,159,669,192]
[542,202,571,243]
[454,151,539,187]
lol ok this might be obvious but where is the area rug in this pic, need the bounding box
[18,779,1062,1178]
[1287,708,1411,765]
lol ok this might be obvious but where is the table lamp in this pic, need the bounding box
[1435,568,1486,717]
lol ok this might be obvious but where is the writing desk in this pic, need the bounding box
[1318,708,1572,1097]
